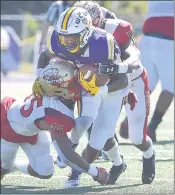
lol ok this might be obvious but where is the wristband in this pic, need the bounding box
[88,164,98,177]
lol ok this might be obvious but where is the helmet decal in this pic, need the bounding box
[61,7,77,31]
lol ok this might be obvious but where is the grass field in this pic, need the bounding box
[1,74,174,194]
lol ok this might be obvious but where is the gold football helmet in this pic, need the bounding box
[39,58,82,100]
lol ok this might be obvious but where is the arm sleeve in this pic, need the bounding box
[44,108,75,134]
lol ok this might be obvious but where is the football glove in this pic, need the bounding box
[32,78,45,97]
[98,60,119,75]
[93,167,109,185]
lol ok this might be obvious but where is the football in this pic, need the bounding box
[79,64,109,86]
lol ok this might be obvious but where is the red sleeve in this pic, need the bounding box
[44,108,75,134]
[113,20,134,48]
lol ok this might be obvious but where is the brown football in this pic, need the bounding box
[79,64,109,86]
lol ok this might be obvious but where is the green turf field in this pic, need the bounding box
[1,76,174,194]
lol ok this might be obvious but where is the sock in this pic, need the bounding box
[103,141,122,166]
[143,137,154,159]
[13,160,29,174]
[148,110,164,131]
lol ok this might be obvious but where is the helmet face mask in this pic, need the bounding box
[56,7,93,53]
[58,33,81,53]
[39,58,81,100]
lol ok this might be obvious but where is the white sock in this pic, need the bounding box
[104,141,122,166]
[143,136,154,159]
[13,160,29,174]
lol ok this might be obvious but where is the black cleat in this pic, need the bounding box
[142,152,156,184]
[107,156,127,184]
[64,169,81,188]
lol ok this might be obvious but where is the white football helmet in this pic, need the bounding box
[73,1,104,27]
[39,58,81,100]
[56,7,93,53]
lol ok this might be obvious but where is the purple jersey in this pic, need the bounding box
[46,27,120,64]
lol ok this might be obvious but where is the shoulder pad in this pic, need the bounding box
[105,19,134,48]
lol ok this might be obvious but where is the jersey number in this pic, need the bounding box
[20,95,43,117]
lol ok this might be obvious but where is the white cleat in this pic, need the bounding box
[64,169,81,188]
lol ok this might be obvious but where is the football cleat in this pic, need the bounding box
[142,151,156,184]
[107,156,127,184]
[64,169,81,188]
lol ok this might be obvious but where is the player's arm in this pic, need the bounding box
[36,114,109,185]
[37,49,54,70]
[51,133,109,185]
[118,21,141,71]
[98,37,139,75]
[33,28,56,97]
[32,49,55,97]
[115,21,140,72]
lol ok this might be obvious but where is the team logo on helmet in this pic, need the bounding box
[43,68,67,86]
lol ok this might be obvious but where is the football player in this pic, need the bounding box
[139,1,174,142]
[1,58,109,186]
[66,1,155,186]
[32,7,139,186]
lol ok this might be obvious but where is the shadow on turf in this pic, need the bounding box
[119,140,174,145]
[1,183,143,194]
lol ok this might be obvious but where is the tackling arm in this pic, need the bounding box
[51,132,109,185]
[36,115,109,184]
[36,116,90,172]
[98,41,140,75]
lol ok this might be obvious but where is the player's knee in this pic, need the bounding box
[35,154,54,177]
[129,135,143,145]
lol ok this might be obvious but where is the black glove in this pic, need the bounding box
[98,60,119,75]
